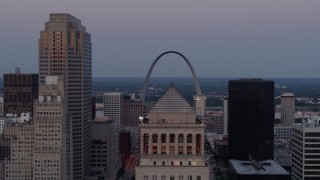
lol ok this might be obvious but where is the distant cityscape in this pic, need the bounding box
[1,13,320,180]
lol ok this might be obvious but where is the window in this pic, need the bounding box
[170,146,175,154]
[180,161,182,166]
[162,161,165,166]
[178,134,184,143]
[171,161,174,166]
[189,161,191,166]
[144,176,148,180]
[179,176,183,180]
[187,146,192,155]
[153,134,158,143]
[153,176,157,180]
[178,146,183,155]
[196,176,201,180]
[170,134,175,143]
[170,176,175,180]
[153,146,158,154]
[154,161,156,166]
[187,134,192,143]
[161,176,166,180]
[161,134,166,143]
[187,176,192,180]
[161,146,166,154]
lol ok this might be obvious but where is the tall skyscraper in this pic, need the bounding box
[292,122,320,180]
[281,93,295,126]
[228,79,274,161]
[39,13,92,179]
[103,92,122,129]
[136,82,209,179]
[33,76,67,179]
[3,71,38,115]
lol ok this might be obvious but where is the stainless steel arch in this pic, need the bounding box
[141,51,202,102]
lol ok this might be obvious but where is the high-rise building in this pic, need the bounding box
[194,95,207,117]
[281,93,295,126]
[33,76,67,179]
[228,79,274,161]
[91,117,119,179]
[39,13,92,179]
[0,97,3,117]
[136,82,209,179]
[292,121,320,180]
[103,92,122,129]
[123,95,144,127]
[5,122,34,180]
[3,72,38,115]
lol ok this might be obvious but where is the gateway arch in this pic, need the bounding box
[141,51,202,102]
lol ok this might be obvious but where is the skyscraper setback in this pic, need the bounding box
[39,14,92,179]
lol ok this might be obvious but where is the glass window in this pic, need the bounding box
[196,176,201,180]
[144,176,148,180]
[161,176,166,180]
[187,176,192,180]
[178,134,184,143]
[179,176,183,180]
[153,176,157,180]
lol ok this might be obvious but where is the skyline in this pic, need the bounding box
[1,0,320,78]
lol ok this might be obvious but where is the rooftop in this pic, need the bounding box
[149,82,194,113]
[229,159,289,175]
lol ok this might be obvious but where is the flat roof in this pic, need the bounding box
[229,159,289,175]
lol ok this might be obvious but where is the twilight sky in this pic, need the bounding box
[0,0,320,78]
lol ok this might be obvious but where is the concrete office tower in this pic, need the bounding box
[39,14,92,179]
[223,96,228,136]
[123,96,144,127]
[281,93,295,126]
[33,76,67,179]
[292,122,320,180]
[3,72,38,115]
[103,92,123,129]
[136,82,209,180]
[228,79,274,161]
[194,95,207,117]
[0,97,3,116]
[5,123,34,180]
[91,117,119,179]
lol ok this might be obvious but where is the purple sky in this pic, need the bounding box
[0,0,320,78]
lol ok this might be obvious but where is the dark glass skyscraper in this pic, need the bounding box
[228,79,274,161]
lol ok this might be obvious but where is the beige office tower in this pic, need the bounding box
[103,92,123,129]
[281,93,295,126]
[194,95,207,117]
[5,123,34,180]
[39,14,92,179]
[33,76,67,179]
[136,82,209,180]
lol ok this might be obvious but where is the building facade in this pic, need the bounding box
[33,76,67,179]
[136,83,209,180]
[103,92,122,129]
[292,122,320,180]
[3,72,38,115]
[5,123,34,180]
[228,79,274,161]
[39,13,92,179]
[281,93,295,126]
[91,117,119,180]
[0,97,3,117]
[123,96,144,127]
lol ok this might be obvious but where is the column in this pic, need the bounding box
[148,133,152,155]
[166,133,170,155]
[140,133,144,154]
[175,133,178,155]
[157,133,161,155]
[201,134,205,155]
[192,133,196,155]
[183,134,187,155]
